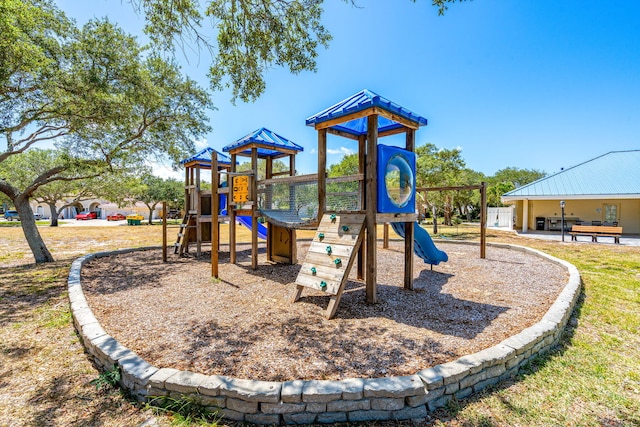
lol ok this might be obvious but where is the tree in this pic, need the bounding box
[415,143,466,227]
[486,167,546,206]
[132,0,466,102]
[1,3,211,263]
[127,174,183,224]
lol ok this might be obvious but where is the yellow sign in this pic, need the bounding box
[232,175,250,203]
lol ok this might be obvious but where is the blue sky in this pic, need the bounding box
[56,0,640,178]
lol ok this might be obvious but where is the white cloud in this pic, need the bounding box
[194,138,209,149]
[151,163,183,180]
[327,146,355,156]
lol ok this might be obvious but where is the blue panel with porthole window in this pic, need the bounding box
[377,144,416,214]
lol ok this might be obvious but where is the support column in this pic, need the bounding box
[365,115,378,304]
[357,134,366,280]
[480,181,487,259]
[229,153,237,264]
[317,129,327,219]
[522,198,529,233]
[251,147,258,270]
[211,154,219,277]
[404,129,415,290]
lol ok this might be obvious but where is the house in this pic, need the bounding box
[502,150,640,234]
[31,199,164,220]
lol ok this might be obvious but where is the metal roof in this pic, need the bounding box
[306,89,428,137]
[222,127,303,157]
[502,150,640,200]
[180,147,233,167]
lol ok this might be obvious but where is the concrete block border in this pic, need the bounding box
[69,242,581,424]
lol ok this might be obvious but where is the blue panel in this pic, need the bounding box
[377,144,416,214]
[180,147,233,166]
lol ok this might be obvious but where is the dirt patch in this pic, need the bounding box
[81,241,568,382]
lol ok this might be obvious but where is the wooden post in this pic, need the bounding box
[230,153,237,264]
[383,223,389,248]
[357,135,366,280]
[365,114,378,304]
[318,128,327,219]
[251,147,258,270]
[162,201,167,262]
[480,181,487,259]
[211,154,219,277]
[404,128,415,290]
[196,165,202,257]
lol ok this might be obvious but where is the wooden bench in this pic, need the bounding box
[569,225,623,244]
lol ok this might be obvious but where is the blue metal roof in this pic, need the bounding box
[180,147,232,166]
[306,89,428,136]
[222,127,304,157]
[503,150,640,199]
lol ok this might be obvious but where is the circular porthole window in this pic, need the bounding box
[385,154,415,208]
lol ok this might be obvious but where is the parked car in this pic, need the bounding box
[33,213,43,220]
[167,209,181,219]
[76,211,98,220]
[106,213,126,221]
[4,210,20,221]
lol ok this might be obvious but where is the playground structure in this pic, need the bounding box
[166,89,487,318]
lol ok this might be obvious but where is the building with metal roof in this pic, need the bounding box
[502,150,640,234]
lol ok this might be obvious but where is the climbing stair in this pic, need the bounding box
[174,214,196,256]
[292,213,366,319]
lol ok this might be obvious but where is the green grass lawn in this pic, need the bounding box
[0,224,638,426]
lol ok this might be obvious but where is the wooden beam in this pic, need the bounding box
[327,128,361,140]
[196,165,202,257]
[365,114,378,304]
[416,184,483,192]
[162,201,167,262]
[229,153,237,264]
[260,173,318,186]
[374,107,420,130]
[480,181,487,259]
[314,108,376,130]
[226,143,300,157]
[357,133,366,279]
[318,129,327,219]
[404,128,415,290]
[211,154,219,278]
[251,147,258,270]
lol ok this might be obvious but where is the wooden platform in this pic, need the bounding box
[292,213,366,319]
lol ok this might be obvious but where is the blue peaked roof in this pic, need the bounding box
[306,89,428,137]
[180,147,233,167]
[502,150,640,199]
[223,127,304,157]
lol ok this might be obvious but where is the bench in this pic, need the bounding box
[569,225,623,244]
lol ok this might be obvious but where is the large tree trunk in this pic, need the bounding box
[15,196,55,263]
[48,202,60,227]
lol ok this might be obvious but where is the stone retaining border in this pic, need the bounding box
[69,242,581,424]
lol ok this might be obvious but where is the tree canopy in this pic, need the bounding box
[132,0,466,102]
[1,1,211,263]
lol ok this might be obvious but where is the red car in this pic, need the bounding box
[106,213,126,221]
[76,211,98,220]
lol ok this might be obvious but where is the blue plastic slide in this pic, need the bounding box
[237,215,268,240]
[218,193,267,239]
[390,222,448,265]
